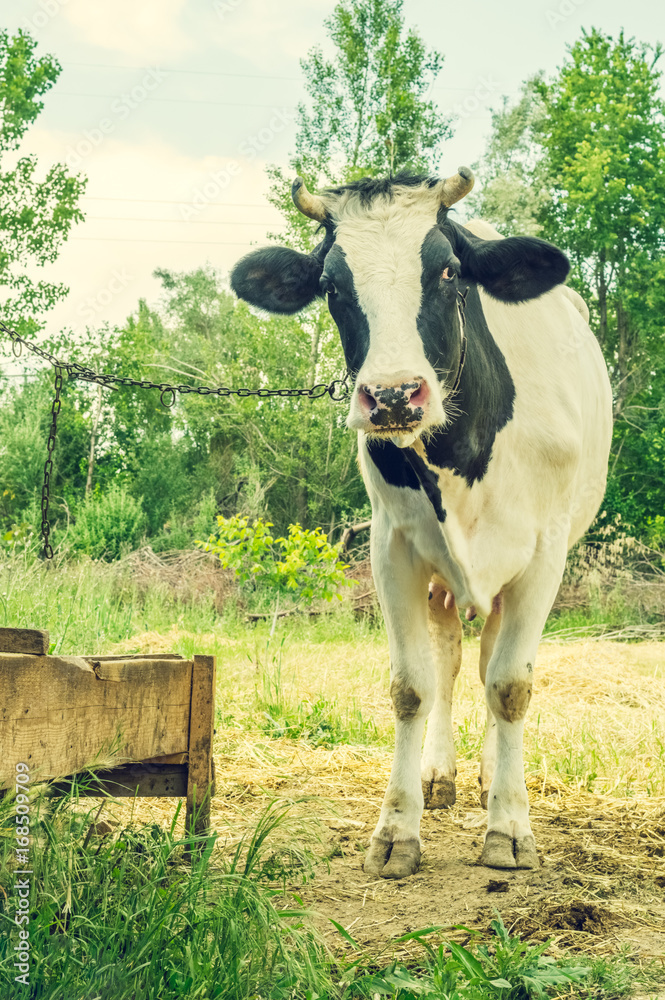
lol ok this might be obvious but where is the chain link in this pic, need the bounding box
[1,320,351,559]
[41,366,63,560]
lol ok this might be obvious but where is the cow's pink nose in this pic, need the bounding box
[357,378,430,428]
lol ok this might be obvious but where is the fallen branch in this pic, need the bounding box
[339,520,371,553]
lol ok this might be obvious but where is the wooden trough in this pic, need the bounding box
[0,627,216,840]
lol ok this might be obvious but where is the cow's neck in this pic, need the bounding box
[422,285,516,488]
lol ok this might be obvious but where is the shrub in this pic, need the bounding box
[70,484,146,560]
[199,514,355,608]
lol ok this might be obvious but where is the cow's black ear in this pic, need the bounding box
[444,222,570,302]
[230,245,323,314]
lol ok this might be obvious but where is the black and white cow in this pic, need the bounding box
[230,169,613,878]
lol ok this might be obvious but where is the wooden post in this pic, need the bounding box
[185,655,216,847]
[0,627,49,655]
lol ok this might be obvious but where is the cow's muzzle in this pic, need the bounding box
[356,377,430,431]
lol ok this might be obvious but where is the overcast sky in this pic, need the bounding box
[3,0,665,339]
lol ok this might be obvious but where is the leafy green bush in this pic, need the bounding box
[199,514,355,607]
[70,484,146,560]
[0,494,39,558]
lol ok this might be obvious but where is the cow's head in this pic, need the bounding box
[230,169,569,447]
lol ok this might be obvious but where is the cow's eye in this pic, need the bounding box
[441,267,456,282]
[320,276,337,296]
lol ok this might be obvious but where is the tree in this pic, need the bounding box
[465,76,550,236]
[267,0,452,251]
[536,30,665,529]
[470,28,665,533]
[535,29,665,420]
[0,29,86,335]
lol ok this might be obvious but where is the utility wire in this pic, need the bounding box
[62,61,511,95]
[52,92,299,110]
[83,197,276,208]
[71,237,261,245]
[85,217,282,226]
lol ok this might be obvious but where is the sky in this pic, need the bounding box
[3,0,665,340]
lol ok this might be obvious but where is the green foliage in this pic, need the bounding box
[0,262,368,551]
[201,514,354,606]
[268,0,451,251]
[337,914,589,998]
[0,790,331,999]
[300,0,449,178]
[0,397,45,516]
[0,496,37,556]
[254,642,383,747]
[465,75,549,236]
[471,27,665,539]
[69,484,146,561]
[0,29,85,333]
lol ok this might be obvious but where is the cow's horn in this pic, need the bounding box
[437,166,475,207]
[292,176,328,222]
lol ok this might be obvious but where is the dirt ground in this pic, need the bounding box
[104,634,665,964]
[204,744,665,964]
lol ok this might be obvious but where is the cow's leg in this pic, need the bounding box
[421,585,462,808]
[364,526,433,879]
[479,609,501,809]
[480,550,565,870]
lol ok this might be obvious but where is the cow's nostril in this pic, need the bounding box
[408,382,429,407]
[359,386,378,411]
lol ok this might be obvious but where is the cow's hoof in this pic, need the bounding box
[515,835,539,869]
[481,831,517,869]
[363,837,420,879]
[422,777,456,809]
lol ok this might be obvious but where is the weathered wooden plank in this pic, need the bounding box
[185,654,216,841]
[0,654,193,787]
[50,763,188,798]
[0,627,49,655]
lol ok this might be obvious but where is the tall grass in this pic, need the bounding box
[0,785,332,1000]
[0,550,380,655]
[0,551,220,654]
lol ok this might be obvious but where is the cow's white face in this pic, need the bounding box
[327,198,450,446]
[230,172,571,449]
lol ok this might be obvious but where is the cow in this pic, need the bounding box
[230,168,613,878]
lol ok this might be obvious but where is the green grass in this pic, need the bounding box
[252,639,386,748]
[3,551,665,996]
[0,551,381,655]
[0,787,331,1000]
[2,783,657,1000]
[0,553,215,654]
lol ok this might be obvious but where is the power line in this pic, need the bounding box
[84,197,275,208]
[86,216,281,226]
[49,87,493,117]
[53,91,299,110]
[62,61,509,95]
[64,61,302,83]
[71,237,262,245]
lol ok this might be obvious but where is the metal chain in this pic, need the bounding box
[1,320,351,559]
[41,366,63,560]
